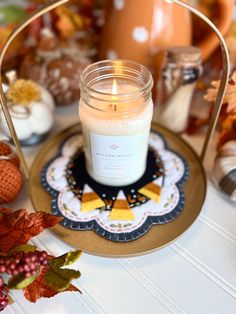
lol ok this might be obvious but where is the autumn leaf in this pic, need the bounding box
[24,264,79,303]
[217,114,236,150]
[0,208,62,254]
[46,251,82,291]
[204,71,236,114]
[55,7,83,38]
[0,208,12,217]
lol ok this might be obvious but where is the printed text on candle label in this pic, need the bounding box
[90,132,146,178]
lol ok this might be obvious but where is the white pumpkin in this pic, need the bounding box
[29,101,53,135]
[0,84,54,142]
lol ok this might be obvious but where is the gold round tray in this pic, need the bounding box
[30,123,206,258]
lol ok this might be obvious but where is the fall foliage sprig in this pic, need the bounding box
[0,208,82,311]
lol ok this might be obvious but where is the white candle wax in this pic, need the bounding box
[79,82,153,186]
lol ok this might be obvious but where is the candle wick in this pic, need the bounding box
[109,104,117,111]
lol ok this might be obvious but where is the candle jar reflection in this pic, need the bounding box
[79,60,153,186]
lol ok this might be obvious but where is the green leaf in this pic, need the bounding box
[45,251,82,292]
[45,268,81,292]
[8,270,39,290]
[8,244,37,256]
[53,251,82,267]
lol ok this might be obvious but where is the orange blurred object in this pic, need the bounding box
[0,26,25,64]
[0,142,20,169]
[0,142,23,203]
[0,160,23,204]
[100,0,234,71]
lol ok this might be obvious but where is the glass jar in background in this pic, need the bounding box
[79,60,153,186]
[154,46,202,133]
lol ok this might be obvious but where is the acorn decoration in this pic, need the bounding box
[0,142,23,204]
[0,76,54,145]
[205,71,236,202]
[19,29,91,106]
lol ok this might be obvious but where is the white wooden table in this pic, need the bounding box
[2,104,235,314]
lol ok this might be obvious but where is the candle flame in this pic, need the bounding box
[112,79,118,95]
[111,79,117,111]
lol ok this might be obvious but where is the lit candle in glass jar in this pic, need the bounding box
[79,60,153,186]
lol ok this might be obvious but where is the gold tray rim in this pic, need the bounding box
[30,123,207,258]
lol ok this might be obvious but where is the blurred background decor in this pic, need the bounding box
[99,0,233,73]
[0,0,234,108]
[0,0,107,106]
[0,4,27,71]
[18,29,91,106]
[205,70,236,201]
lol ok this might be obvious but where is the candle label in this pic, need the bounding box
[90,132,146,178]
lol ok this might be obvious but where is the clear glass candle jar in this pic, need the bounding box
[79,60,153,186]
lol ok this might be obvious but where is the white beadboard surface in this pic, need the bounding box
[1,104,234,314]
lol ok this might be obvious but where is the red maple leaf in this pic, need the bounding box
[0,208,62,254]
[24,264,80,303]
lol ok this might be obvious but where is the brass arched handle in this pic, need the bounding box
[0,0,69,179]
[196,0,234,62]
